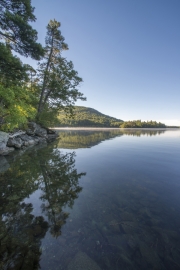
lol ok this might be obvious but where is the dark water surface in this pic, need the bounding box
[1,129,180,270]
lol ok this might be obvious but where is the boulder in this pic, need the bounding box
[47,128,56,134]
[47,133,58,142]
[26,128,34,136]
[0,131,9,152]
[38,137,47,144]
[0,147,14,155]
[7,137,23,149]
[20,134,39,146]
[68,251,101,270]
[0,156,10,173]
[27,122,47,138]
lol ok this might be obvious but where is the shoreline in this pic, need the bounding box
[52,127,179,131]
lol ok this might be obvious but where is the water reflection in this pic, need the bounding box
[1,129,180,270]
[57,129,165,149]
[0,144,85,269]
[122,129,165,137]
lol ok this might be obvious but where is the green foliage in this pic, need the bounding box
[37,20,86,125]
[0,0,44,59]
[0,3,85,131]
[0,84,36,131]
[36,105,60,128]
[0,43,28,86]
[57,106,123,127]
[0,1,45,131]
[120,120,166,128]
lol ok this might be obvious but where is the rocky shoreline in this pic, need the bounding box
[0,122,58,156]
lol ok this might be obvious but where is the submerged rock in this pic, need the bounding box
[67,251,101,270]
[0,146,14,155]
[0,131,9,152]
[0,156,10,173]
[109,219,121,233]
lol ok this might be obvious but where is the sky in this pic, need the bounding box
[22,0,180,125]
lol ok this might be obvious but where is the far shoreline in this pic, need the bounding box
[52,127,179,131]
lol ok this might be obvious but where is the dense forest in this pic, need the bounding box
[57,106,123,127]
[0,0,85,132]
[57,107,169,128]
[120,120,166,128]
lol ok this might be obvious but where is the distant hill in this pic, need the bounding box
[57,106,123,127]
[120,120,166,128]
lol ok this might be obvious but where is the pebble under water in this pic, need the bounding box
[0,129,180,270]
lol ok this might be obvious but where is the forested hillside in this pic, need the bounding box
[57,106,123,127]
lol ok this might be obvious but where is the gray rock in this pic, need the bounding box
[35,127,47,138]
[47,128,56,134]
[47,134,58,142]
[68,251,101,270]
[26,128,35,136]
[7,137,23,149]
[0,147,14,155]
[28,139,36,145]
[20,134,31,141]
[34,137,40,144]
[38,137,47,144]
[0,156,10,173]
[28,122,47,138]
[0,131,9,151]
[23,140,29,146]
[20,134,38,146]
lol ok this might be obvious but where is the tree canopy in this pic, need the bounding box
[37,20,86,125]
[57,106,123,127]
[0,0,44,59]
[0,1,86,131]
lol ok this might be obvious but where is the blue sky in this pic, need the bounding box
[24,0,180,125]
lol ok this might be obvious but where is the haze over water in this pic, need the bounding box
[0,129,180,270]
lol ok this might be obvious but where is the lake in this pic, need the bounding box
[0,129,180,270]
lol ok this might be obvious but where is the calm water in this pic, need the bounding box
[0,129,180,270]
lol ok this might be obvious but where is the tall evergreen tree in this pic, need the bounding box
[37,20,86,123]
[0,0,44,59]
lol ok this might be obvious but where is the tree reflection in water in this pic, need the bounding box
[57,129,165,149]
[0,144,85,269]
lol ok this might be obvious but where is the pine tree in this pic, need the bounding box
[37,20,86,123]
[0,0,44,59]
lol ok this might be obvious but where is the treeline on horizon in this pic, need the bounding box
[57,107,168,128]
[0,0,85,132]
[120,120,166,128]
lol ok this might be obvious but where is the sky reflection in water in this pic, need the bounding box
[0,129,180,270]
